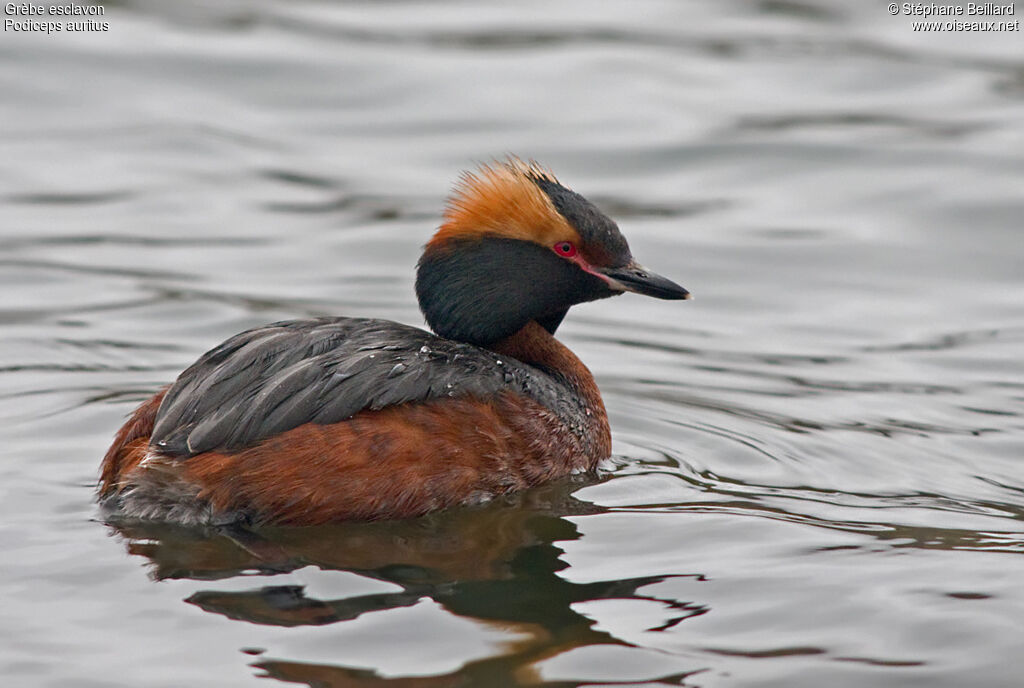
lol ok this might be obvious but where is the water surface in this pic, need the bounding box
[2,1,1023,686]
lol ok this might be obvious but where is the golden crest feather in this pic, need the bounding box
[429,157,580,249]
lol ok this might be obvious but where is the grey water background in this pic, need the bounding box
[2,1,1023,686]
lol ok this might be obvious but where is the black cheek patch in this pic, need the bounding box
[416,238,616,345]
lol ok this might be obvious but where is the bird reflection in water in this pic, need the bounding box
[108,476,709,687]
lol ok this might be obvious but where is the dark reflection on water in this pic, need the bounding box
[109,479,708,686]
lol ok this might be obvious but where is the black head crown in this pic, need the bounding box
[415,158,689,346]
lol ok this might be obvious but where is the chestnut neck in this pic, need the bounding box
[489,320,610,454]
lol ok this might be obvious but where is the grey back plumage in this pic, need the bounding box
[150,318,585,458]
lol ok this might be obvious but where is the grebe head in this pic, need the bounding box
[416,158,690,345]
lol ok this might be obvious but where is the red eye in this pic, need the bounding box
[554,241,577,257]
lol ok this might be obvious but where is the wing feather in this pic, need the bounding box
[150,317,578,458]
